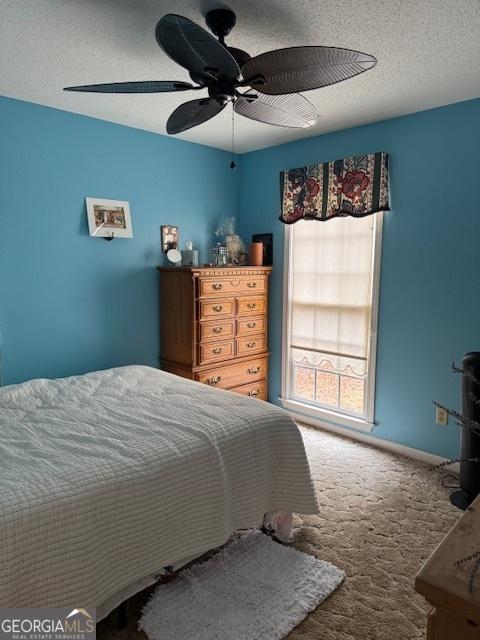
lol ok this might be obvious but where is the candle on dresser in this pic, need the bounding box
[250,242,264,266]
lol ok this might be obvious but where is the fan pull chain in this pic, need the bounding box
[230,104,236,170]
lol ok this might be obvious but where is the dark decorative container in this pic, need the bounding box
[451,352,480,510]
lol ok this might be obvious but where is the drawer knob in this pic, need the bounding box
[247,281,257,288]
[248,389,260,397]
[247,303,256,309]
[247,322,256,329]
[212,283,222,290]
[247,366,260,375]
[205,375,222,385]
[247,341,256,348]
[212,305,223,312]
[212,326,223,334]
[212,347,223,354]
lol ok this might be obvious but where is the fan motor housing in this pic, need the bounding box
[208,79,235,105]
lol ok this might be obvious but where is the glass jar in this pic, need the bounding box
[217,246,228,266]
[208,247,218,265]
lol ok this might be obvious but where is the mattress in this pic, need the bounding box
[0,365,318,611]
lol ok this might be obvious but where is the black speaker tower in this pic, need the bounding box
[450,352,480,510]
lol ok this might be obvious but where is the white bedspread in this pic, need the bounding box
[0,366,318,610]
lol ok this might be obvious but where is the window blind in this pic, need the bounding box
[290,216,375,376]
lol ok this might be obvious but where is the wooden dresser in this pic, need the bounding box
[158,266,272,400]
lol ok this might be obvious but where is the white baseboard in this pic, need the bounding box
[288,408,460,475]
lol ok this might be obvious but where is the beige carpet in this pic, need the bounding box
[97,425,459,640]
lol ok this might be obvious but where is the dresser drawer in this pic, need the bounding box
[236,334,266,356]
[236,316,265,336]
[199,277,267,297]
[236,297,266,316]
[199,340,234,365]
[231,380,267,400]
[195,356,268,389]
[199,299,234,319]
[200,320,234,341]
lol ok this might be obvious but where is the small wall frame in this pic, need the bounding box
[86,197,133,240]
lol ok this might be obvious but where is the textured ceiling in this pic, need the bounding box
[1,0,479,153]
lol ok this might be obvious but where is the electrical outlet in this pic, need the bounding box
[436,406,448,425]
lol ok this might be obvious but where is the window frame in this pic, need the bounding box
[280,213,383,432]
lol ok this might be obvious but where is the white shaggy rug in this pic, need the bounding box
[139,530,345,640]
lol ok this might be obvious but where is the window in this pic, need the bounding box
[282,214,382,429]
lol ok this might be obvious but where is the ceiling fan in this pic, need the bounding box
[64,10,377,135]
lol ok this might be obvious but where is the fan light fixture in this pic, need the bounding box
[64,9,377,135]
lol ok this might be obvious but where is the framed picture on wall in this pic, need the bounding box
[85,197,133,239]
[161,225,179,253]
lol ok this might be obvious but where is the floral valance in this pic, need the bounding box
[279,152,390,224]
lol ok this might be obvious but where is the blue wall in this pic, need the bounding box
[237,99,480,459]
[2,95,479,458]
[0,96,235,384]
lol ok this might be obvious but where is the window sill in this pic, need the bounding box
[279,397,374,433]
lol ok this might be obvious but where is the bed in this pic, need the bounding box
[0,365,318,618]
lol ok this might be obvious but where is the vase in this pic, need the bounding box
[226,234,246,264]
